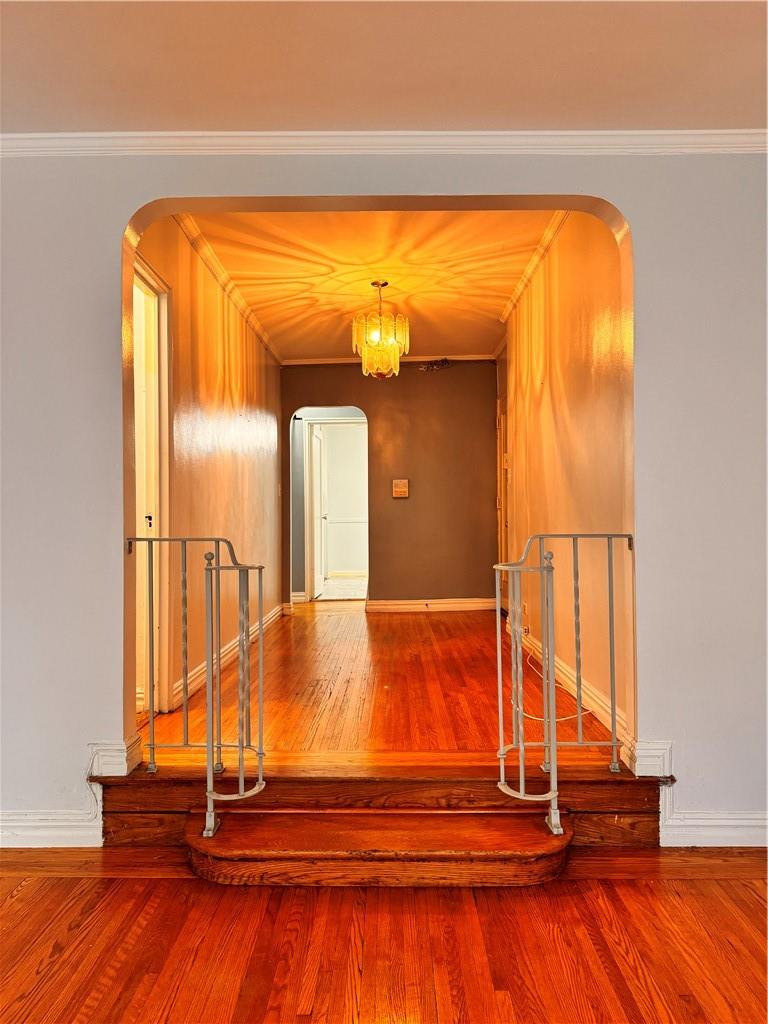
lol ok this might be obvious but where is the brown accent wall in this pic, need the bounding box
[281,363,497,602]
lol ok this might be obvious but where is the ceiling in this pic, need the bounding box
[2,3,764,132]
[189,209,561,361]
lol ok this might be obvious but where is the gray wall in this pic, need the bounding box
[282,364,499,603]
[290,406,366,593]
[1,151,764,845]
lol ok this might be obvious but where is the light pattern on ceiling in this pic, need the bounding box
[190,210,561,362]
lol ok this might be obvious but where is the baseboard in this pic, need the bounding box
[0,807,104,848]
[365,598,495,613]
[170,604,283,707]
[88,735,143,776]
[660,812,768,847]
[521,633,630,749]
[624,738,766,846]
[282,602,295,616]
[326,572,368,579]
[625,738,672,777]
[290,592,308,603]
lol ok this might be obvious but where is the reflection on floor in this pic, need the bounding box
[316,575,368,600]
[142,604,613,758]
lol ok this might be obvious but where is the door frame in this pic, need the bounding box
[301,413,369,603]
[133,255,174,713]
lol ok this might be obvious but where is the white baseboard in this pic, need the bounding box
[290,592,308,603]
[516,638,766,845]
[618,737,766,847]
[282,602,295,615]
[625,738,672,777]
[88,735,143,776]
[1,742,105,847]
[170,604,283,707]
[366,598,495,613]
[521,632,630,749]
[0,806,103,848]
[660,811,767,847]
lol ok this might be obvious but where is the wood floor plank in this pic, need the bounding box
[139,607,620,759]
[0,867,764,1024]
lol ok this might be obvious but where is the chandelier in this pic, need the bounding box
[352,280,410,379]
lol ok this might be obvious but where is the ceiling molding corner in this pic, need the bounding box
[172,213,279,363]
[500,210,570,322]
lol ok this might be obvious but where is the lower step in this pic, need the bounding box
[185,809,573,886]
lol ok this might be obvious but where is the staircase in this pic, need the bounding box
[96,757,661,887]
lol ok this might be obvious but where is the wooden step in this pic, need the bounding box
[185,809,573,886]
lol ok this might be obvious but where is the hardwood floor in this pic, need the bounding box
[142,605,613,758]
[1,849,765,1023]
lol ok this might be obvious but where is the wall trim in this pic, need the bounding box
[88,735,143,777]
[2,130,765,158]
[521,632,631,748]
[172,213,279,362]
[281,354,497,366]
[291,591,309,603]
[500,210,570,322]
[365,597,496,613]
[170,604,283,707]
[0,807,103,848]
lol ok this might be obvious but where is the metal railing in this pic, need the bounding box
[495,533,634,835]
[126,536,265,838]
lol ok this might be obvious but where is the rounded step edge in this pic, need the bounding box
[185,810,573,887]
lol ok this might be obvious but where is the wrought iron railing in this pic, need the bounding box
[495,533,635,835]
[126,536,265,837]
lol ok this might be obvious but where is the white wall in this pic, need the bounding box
[322,422,369,577]
[1,146,765,846]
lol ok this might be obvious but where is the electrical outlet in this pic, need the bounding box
[523,625,530,635]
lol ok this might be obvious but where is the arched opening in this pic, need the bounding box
[289,406,369,604]
[121,195,635,784]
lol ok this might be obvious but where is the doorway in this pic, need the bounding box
[291,407,369,603]
[132,259,171,714]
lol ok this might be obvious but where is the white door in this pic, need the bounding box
[310,424,327,599]
[323,422,369,577]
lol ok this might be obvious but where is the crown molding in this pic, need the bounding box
[172,213,279,363]
[281,353,496,366]
[2,130,765,158]
[500,210,570,322]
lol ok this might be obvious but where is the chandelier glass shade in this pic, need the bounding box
[352,281,410,378]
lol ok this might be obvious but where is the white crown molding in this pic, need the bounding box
[500,210,570,322]
[173,213,279,363]
[2,130,765,158]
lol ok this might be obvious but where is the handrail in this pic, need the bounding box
[495,532,635,835]
[494,532,633,571]
[126,535,267,838]
[126,535,263,571]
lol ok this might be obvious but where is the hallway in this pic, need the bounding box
[142,604,612,761]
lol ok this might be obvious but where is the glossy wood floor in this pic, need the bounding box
[2,849,765,1024]
[143,604,612,759]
